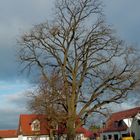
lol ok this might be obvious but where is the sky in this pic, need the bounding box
[0,0,140,129]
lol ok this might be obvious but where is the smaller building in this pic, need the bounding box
[100,107,140,140]
[0,130,17,140]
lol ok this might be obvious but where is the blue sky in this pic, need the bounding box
[0,0,140,129]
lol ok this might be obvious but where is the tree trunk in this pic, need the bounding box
[67,118,76,140]
[50,129,54,140]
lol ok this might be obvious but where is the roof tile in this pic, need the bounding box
[102,107,140,132]
[0,130,17,138]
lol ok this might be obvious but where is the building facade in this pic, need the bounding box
[0,114,93,140]
[100,107,140,140]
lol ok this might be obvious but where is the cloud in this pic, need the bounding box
[0,83,32,129]
[0,108,20,129]
[104,0,140,45]
[0,102,27,129]
[5,92,30,108]
[0,0,54,26]
[0,1,55,129]
[0,104,30,129]
[0,0,55,82]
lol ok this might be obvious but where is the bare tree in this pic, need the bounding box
[18,0,140,139]
[28,72,67,139]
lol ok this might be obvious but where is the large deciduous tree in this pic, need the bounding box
[18,0,140,139]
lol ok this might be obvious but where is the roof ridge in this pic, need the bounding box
[0,130,17,131]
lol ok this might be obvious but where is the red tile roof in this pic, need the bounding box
[18,114,50,136]
[76,127,94,138]
[0,130,17,138]
[101,126,127,133]
[108,107,140,122]
[83,130,94,138]
[102,107,140,133]
[18,114,92,138]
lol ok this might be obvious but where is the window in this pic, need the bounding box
[27,137,40,140]
[138,120,140,125]
[31,119,40,131]
[114,134,118,140]
[114,121,118,127]
[118,120,123,127]
[108,135,112,140]
[103,135,107,140]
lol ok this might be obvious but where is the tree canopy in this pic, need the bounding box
[18,0,140,139]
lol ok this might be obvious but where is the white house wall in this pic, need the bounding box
[76,134,88,140]
[101,119,140,140]
[18,135,49,140]
[100,131,127,140]
[17,134,88,140]
[0,134,88,140]
[2,138,18,140]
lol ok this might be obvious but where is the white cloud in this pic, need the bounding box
[0,80,33,129]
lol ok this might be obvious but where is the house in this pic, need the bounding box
[17,114,50,140]
[0,114,93,140]
[100,107,140,140]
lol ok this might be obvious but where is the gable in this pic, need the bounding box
[101,107,140,133]
[18,114,50,136]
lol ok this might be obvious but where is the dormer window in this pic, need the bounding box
[31,119,40,131]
